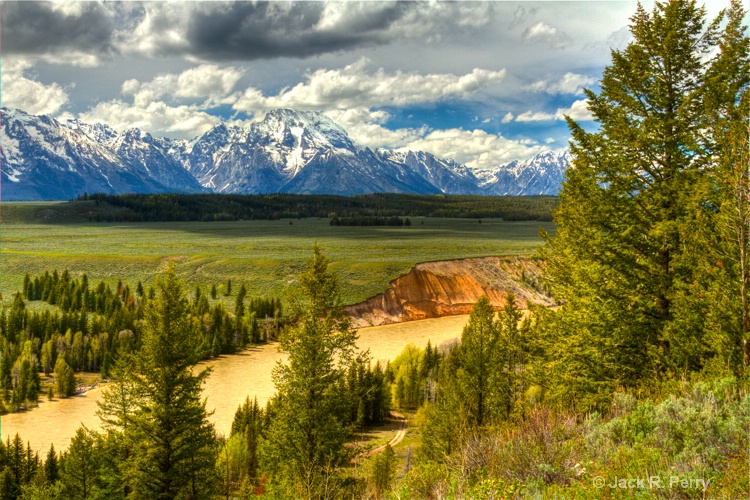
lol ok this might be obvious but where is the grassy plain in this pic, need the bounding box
[0,201,553,304]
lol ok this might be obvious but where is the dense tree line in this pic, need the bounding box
[0,434,44,499]
[384,2,750,498]
[539,0,750,409]
[330,216,411,226]
[0,269,282,412]
[74,192,557,222]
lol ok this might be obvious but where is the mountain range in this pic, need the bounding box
[0,107,570,201]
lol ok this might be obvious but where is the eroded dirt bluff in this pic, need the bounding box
[345,257,555,328]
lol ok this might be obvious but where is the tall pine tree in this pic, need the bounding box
[262,247,358,500]
[541,0,745,408]
[696,0,750,376]
[114,264,217,499]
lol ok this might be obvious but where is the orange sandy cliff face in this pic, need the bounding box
[346,256,555,328]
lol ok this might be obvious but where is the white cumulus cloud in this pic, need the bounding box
[233,58,506,112]
[122,64,244,107]
[2,59,70,115]
[525,72,596,95]
[78,99,220,139]
[515,99,593,123]
[320,106,546,167]
[523,21,571,48]
[323,108,424,149]
[403,128,546,168]
[76,64,246,139]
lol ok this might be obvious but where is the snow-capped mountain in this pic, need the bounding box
[378,149,484,195]
[476,150,571,196]
[184,109,440,195]
[0,107,571,200]
[0,108,204,201]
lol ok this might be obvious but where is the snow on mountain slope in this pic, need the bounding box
[184,109,440,195]
[0,108,171,200]
[476,150,571,196]
[0,108,205,200]
[378,149,483,195]
[1,107,571,200]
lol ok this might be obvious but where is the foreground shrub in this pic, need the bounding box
[492,407,583,486]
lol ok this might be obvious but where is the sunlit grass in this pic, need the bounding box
[1,202,553,305]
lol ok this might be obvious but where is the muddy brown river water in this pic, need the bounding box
[2,315,469,453]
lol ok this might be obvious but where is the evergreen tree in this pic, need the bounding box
[456,296,502,426]
[420,348,465,462]
[498,293,526,418]
[60,427,100,500]
[44,444,59,484]
[230,397,263,484]
[369,444,396,499]
[696,0,750,375]
[541,0,742,407]
[97,354,139,433]
[262,247,357,499]
[116,264,217,499]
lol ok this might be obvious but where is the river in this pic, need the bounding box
[1,315,468,453]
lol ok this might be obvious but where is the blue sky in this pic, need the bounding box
[1,1,732,168]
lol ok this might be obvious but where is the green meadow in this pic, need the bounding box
[0,201,554,304]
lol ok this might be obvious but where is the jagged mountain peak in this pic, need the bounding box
[1,107,204,200]
[122,128,154,142]
[475,149,570,195]
[66,118,119,144]
[255,108,354,151]
[2,107,571,200]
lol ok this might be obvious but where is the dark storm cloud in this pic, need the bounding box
[183,2,408,61]
[2,2,115,58]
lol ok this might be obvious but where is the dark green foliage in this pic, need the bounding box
[695,0,750,377]
[228,396,265,488]
[344,354,391,427]
[76,193,557,223]
[60,428,100,499]
[113,265,218,499]
[540,0,750,408]
[0,435,42,500]
[263,247,358,499]
[330,215,407,226]
[0,268,282,413]
[455,296,503,427]
[44,445,59,484]
[420,295,529,462]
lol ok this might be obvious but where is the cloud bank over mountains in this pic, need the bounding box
[2,1,680,169]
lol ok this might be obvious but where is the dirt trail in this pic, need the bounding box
[357,412,408,459]
[346,256,555,328]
